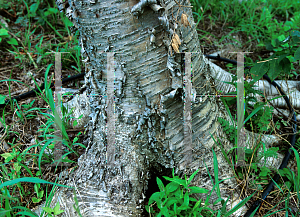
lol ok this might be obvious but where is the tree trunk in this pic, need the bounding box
[33,0,258,216]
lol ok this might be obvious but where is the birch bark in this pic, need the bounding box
[32,0,257,216]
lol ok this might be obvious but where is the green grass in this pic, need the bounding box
[0,0,84,215]
[188,0,300,216]
[0,0,299,216]
[191,0,300,44]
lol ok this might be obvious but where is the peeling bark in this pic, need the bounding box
[31,0,263,216]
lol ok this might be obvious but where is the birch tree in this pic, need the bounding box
[32,0,284,216]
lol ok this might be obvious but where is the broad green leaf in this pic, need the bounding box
[277,35,286,41]
[160,206,169,217]
[1,152,16,163]
[166,182,179,194]
[268,58,280,81]
[265,41,274,51]
[259,166,271,177]
[62,16,73,27]
[44,7,58,16]
[189,197,198,202]
[164,197,178,208]
[283,25,291,31]
[279,57,291,74]
[0,28,8,36]
[42,207,53,213]
[157,177,165,192]
[53,202,64,215]
[29,3,38,16]
[250,61,269,83]
[163,176,187,187]
[188,186,209,194]
[291,30,300,43]
[294,46,300,61]
[271,38,280,47]
[191,199,202,212]
[148,192,161,205]
[7,38,18,45]
[182,191,189,207]
[32,197,42,203]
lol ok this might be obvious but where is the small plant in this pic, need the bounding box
[0,28,18,46]
[146,149,256,216]
[278,167,300,193]
[42,202,65,217]
[146,168,211,216]
[32,183,44,203]
[0,64,85,215]
[10,99,38,124]
[0,176,72,216]
[218,117,236,144]
[243,144,278,183]
[251,29,300,82]
[251,102,273,133]
[220,72,274,134]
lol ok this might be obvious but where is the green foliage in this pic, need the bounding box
[146,149,257,216]
[0,28,18,46]
[244,144,278,184]
[251,29,300,82]
[32,183,44,203]
[251,102,273,132]
[146,168,211,216]
[278,168,298,191]
[0,0,84,215]
[0,0,81,69]
[191,0,300,45]
[42,202,65,217]
[11,99,38,124]
[0,67,84,216]
[218,117,236,144]
[221,73,262,107]
[220,73,273,133]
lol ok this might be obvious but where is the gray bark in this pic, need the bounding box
[32,0,251,216]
